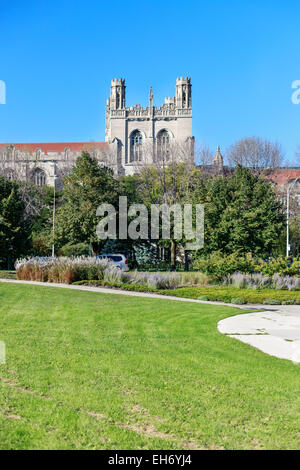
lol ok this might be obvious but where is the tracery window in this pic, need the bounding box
[130,130,142,162]
[32,168,46,186]
[157,130,170,160]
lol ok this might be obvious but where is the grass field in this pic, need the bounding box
[0,282,300,450]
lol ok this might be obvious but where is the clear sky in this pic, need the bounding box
[1,0,300,163]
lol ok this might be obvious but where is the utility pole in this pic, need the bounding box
[286,177,299,257]
[52,161,57,258]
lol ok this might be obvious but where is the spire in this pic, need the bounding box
[149,86,153,107]
[149,86,154,117]
[213,146,223,168]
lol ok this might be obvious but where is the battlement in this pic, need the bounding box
[111,78,125,86]
[176,76,191,84]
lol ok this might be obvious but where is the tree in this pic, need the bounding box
[227,137,284,171]
[54,152,119,252]
[134,140,201,270]
[289,217,300,257]
[19,182,60,256]
[201,166,285,257]
[194,143,214,166]
[0,176,27,267]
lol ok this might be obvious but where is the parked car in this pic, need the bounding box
[97,253,129,271]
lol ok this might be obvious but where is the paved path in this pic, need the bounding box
[218,306,300,363]
[1,279,300,363]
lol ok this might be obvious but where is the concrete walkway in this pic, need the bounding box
[1,278,300,363]
[218,306,300,363]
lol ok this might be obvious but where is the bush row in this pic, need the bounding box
[192,252,300,279]
[223,272,300,290]
[163,285,300,304]
[15,257,181,289]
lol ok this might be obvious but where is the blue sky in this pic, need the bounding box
[1,0,300,163]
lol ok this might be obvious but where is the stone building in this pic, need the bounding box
[105,77,193,174]
[0,142,112,189]
[0,78,194,185]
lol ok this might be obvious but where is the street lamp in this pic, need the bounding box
[286,177,299,257]
[52,161,57,258]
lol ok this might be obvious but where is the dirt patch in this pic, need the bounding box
[0,408,23,420]
[0,375,48,400]
[117,421,175,442]
[6,413,22,420]
[86,410,106,420]
[17,386,34,394]
[85,403,203,449]
[0,377,18,387]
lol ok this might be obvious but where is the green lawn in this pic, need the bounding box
[0,282,300,450]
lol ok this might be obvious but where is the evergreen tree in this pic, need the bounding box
[0,176,27,266]
[203,166,285,257]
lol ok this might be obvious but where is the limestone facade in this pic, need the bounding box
[0,77,194,185]
[105,77,194,174]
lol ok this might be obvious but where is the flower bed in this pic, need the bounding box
[15,257,181,289]
[223,272,300,290]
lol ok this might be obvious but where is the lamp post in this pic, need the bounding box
[286,177,299,257]
[52,161,57,258]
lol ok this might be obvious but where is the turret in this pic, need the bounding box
[175,77,192,108]
[109,78,126,110]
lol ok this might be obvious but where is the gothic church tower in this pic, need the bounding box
[105,78,193,175]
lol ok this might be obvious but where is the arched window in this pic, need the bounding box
[182,88,186,107]
[157,130,170,160]
[116,88,120,109]
[32,168,46,186]
[130,130,142,162]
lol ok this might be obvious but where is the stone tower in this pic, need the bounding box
[213,146,224,174]
[105,78,193,174]
[175,77,192,108]
[109,78,126,110]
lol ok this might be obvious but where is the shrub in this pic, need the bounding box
[263,299,282,305]
[179,272,211,286]
[224,272,300,290]
[59,243,90,257]
[103,266,123,283]
[15,256,116,284]
[124,271,181,290]
[254,257,300,276]
[15,257,181,289]
[193,252,300,279]
[231,297,247,305]
[192,252,256,280]
[197,295,209,301]
[72,280,158,293]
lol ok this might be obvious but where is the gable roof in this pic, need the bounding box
[265,169,300,185]
[0,142,109,154]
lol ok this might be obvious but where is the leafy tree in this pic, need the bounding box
[54,152,118,252]
[201,166,285,257]
[137,155,203,270]
[290,217,300,257]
